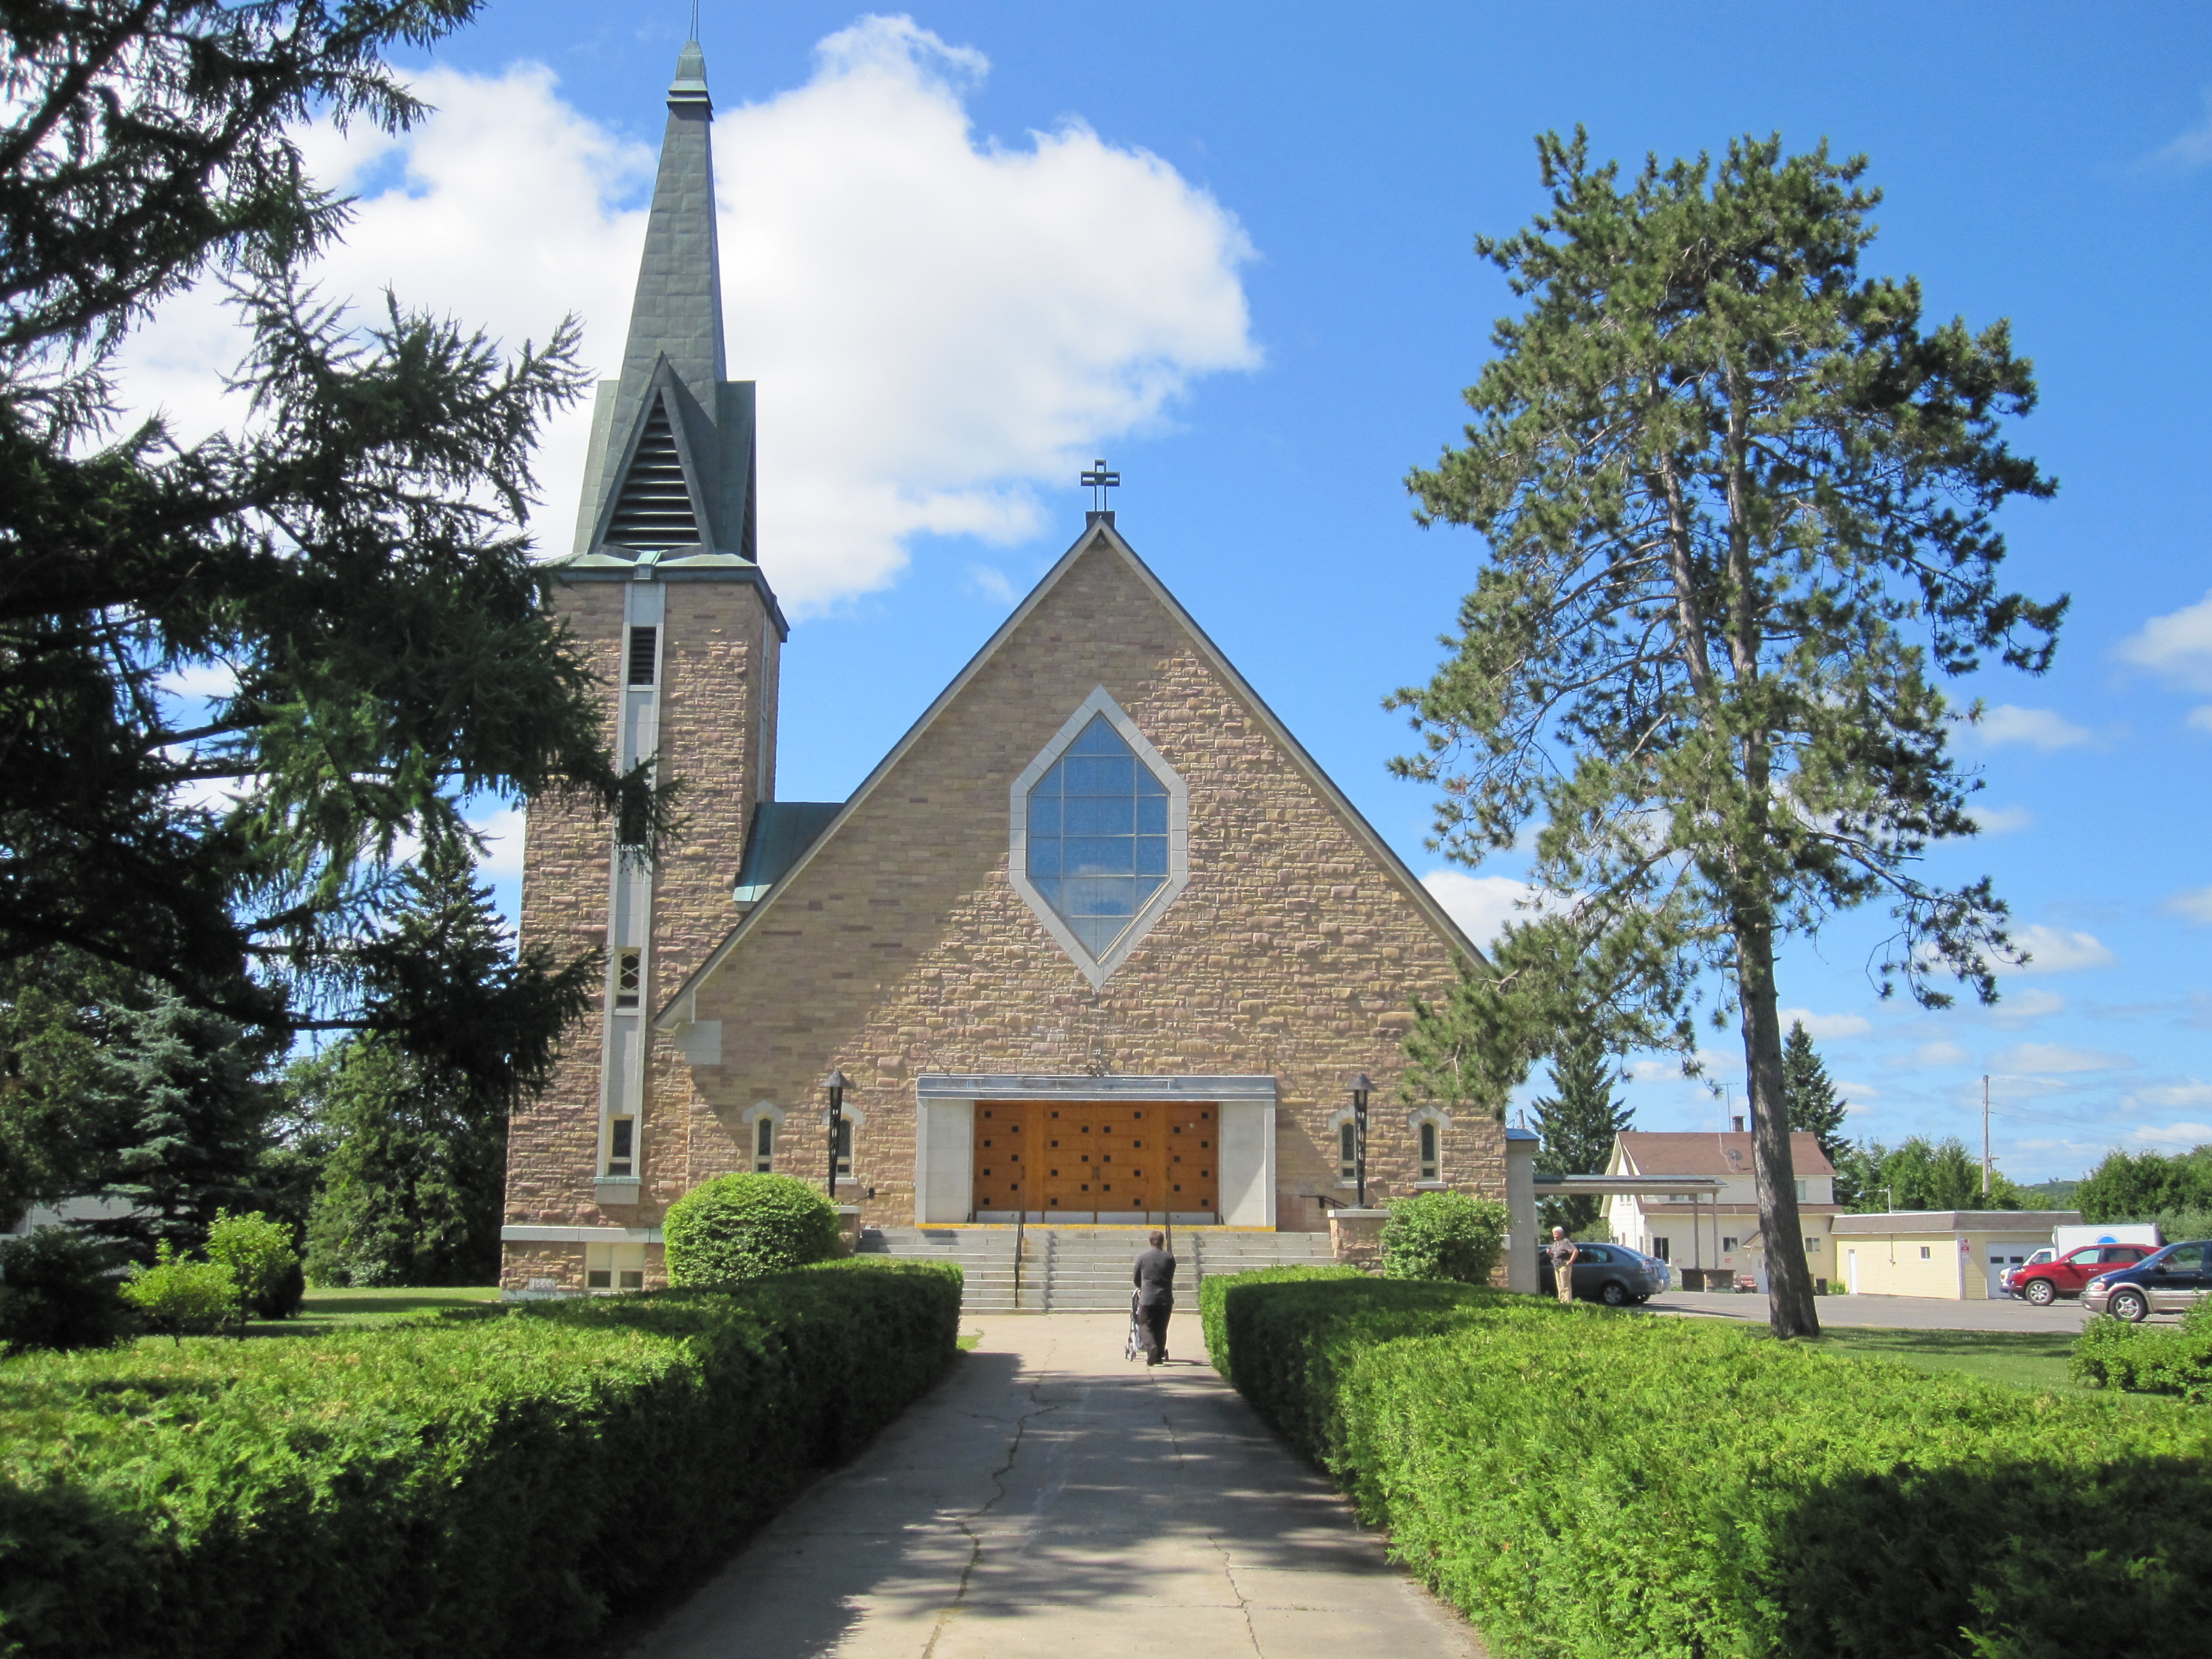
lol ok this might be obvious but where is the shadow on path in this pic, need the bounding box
[617,1315,1479,1659]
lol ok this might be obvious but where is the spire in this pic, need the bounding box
[569,39,764,576]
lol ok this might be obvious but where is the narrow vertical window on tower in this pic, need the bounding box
[606,1115,636,1179]
[627,627,657,687]
[615,948,641,1007]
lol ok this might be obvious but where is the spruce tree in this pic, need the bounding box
[1393,133,2062,1338]
[1780,1021,1849,1163]
[1,2,653,1083]
[1529,1036,1631,1235]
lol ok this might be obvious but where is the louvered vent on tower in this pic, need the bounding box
[605,397,699,548]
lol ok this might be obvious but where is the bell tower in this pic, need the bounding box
[502,39,786,1292]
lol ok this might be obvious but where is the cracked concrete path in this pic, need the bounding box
[619,1313,1482,1659]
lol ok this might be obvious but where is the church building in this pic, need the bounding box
[498,42,1530,1296]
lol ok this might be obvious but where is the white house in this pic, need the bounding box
[1603,1130,1840,1286]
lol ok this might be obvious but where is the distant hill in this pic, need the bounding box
[2022,1178,2081,1208]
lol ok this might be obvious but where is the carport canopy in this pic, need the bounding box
[1534,1174,1728,1269]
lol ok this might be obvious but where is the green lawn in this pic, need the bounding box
[1803,1325,2177,1408]
[272,1285,501,1336]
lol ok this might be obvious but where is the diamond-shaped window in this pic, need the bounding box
[1010,689,1187,985]
[1026,716,1170,956]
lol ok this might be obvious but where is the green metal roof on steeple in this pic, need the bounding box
[560,38,776,624]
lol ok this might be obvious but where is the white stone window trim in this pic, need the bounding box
[1326,1104,1359,1187]
[1407,1104,1452,1185]
[740,1101,785,1172]
[1007,684,1190,989]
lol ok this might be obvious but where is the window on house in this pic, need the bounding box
[627,626,657,687]
[1721,1235,1739,1252]
[835,1118,853,1179]
[1803,1235,1821,1252]
[586,1242,646,1292]
[606,1115,636,1178]
[615,948,641,1007]
[1418,1121,1439,1181]
[1794,1179,1807,1201]
[754,1116,774,1173]
[1651,1237,1671,1262]
[1338,1121,1356,1181]
[1919,1246,1931,1260]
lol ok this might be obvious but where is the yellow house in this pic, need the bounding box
[1830,1210,2082,1299]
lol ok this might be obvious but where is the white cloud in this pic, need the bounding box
[1777,1007,1870,1040]
[2126,1082,2212,1110]
[2146,91,2212,172]
[109,20,1258,615]
[2188,707,2212,734]
[470,802,527,884]
[2130,1120,2212,1147]
[1992,1042,2133,1075]
[2165,886,2212,924]
[1914,1040,1971,1067]
[1962,703,2091,751]
[2004,924,2116,975]
[1836,1079,1878,1111]
[1422,871,1534,948]
[2118,589,2212,691]
[1967,803,2034,834]
[159,661,239,701]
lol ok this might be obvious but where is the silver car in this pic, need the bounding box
[2082,1239,2212,1323]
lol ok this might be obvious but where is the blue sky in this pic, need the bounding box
[143,3,2212,1180]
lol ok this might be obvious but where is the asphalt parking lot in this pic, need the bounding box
[1643,1288,2108,1332]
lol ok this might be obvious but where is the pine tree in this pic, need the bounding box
[1530,1036,1631,1235]
[1,2,649,1084]
[1392,132,2062,1338]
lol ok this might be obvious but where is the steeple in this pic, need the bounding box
[567,39,763,575]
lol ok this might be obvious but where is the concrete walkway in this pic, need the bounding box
[619,1313,1480,1659]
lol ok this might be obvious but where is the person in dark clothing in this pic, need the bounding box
[1133,1230,1176,1365]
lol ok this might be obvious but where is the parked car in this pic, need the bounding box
[2006,1242,2154,1306]
[1538,1243,1667,1306]
[2083,1240,2212,1323]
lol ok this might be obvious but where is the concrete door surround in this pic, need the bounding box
[916,1074,1277,1229]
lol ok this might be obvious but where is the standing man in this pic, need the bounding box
[1547,1226,1580,1306]
[1133,1230,1176,1365]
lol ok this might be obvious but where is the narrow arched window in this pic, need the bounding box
[754,1116,774,1172]
[1338,1121,1357,1181]
[836,1118,853,1179]
[1418,1121,1439,1181]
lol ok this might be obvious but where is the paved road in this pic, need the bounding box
[620,1313,1479,1659]
[1647,1288,2101,1332]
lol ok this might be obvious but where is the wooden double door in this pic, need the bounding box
[971,1100,1218,1221]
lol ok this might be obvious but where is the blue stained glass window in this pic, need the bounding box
[1026,715,1170,957]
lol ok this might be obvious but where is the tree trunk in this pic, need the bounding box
[1734,909,1822,1338]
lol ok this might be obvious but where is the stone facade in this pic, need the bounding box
[653,526,1502,1240]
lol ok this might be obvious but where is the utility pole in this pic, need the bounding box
[1990,1079,2008,1212]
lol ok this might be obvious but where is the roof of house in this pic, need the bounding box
[1612,1130,1835,1179]
[1830,1210,2081,1235]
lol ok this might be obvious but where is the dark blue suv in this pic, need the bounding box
[2082,1240,2212,1323]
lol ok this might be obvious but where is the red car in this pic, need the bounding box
[2006,1242,2154,1305]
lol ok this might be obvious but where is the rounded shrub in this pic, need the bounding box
[0,1228,131,1353]
[1380,1190,1511,1284]
[663,1173,842,1287]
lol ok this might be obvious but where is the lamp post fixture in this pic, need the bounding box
[1347,1072,1372,1210]
[821,1069,850,1198]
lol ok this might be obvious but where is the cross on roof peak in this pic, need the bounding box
[1081,458,1120,516]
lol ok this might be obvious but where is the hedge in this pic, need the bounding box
[0,1258,961,1659]
[2072,1302,2212,1401]
[1202,1273,2212,1659]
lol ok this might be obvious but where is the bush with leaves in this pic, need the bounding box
[663,1174,842,1287]
[1379,1191,1511,1284]
[0,1229,130,1353]
[2072,1295,2212,1403]
[0,1261,959,1659]
[204,1209,297,1333]
[1204,1273,2212,1659]
[118,1244,235,1344]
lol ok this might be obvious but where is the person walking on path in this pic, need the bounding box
[1134,1230,1176,1364]
[1547,1226,1580,1306]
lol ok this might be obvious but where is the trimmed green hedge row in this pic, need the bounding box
[0,1258,961,1659]
[2072,1303,2212,1401]
[1202,1271,2212,1659]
